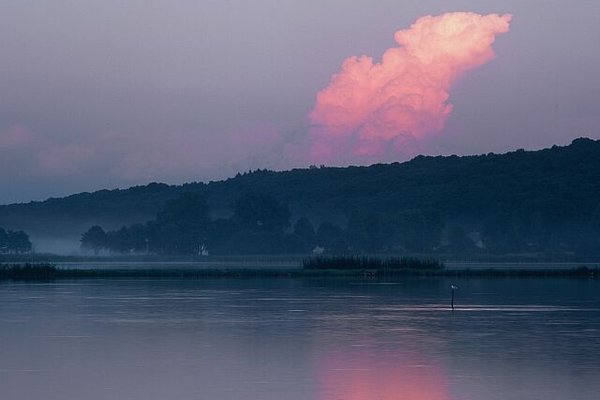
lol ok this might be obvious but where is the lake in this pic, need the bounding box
[1,277,599,400]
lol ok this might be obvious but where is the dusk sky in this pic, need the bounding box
[1,1,599,204]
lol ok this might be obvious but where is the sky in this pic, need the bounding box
[1,0,599,204]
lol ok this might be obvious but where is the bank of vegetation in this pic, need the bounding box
[2,263,599,281]
[1,138,600,257]
[303,256,444,270]
[0,263,57,279]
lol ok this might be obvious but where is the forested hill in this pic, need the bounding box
[1,137,599,253]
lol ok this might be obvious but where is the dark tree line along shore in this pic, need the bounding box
[81,192,332,255]
[80,192,457,255]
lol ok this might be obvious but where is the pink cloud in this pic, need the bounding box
[309,12,512,164]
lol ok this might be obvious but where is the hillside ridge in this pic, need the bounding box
[1,138,599,253]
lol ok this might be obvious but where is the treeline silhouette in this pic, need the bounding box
[2,138,600,256]
[81,192,338,255]
[0,227,32,254]
[81,190,457,255]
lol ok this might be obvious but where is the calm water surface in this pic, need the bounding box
[1,277,599,400]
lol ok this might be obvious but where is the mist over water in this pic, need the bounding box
[1,278,599,400]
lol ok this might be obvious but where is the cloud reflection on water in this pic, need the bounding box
[317,348,449,400]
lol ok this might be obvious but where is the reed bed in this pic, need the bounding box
[303,256,444,270]
[1,262,599,280]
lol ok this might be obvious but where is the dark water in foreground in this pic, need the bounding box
[1,277,599,400]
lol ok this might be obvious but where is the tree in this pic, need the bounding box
[1,229,32,254]
[233,193,290,233]
[293,217,316,251]
[0,228,7,253]
[346,212,385,253]
[13,231,31,253]
[127,223,149,253]
[384,209,444,252]
[150,193,210,254]
[80,225,106,254]
[206,218,238,254]
[446,226,477,253]
[316,221,347,253]
[106,227,133,254]
[481,214,524,253]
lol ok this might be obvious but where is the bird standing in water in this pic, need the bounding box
[451,284,458,310]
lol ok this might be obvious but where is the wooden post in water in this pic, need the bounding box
[451,284,458,311]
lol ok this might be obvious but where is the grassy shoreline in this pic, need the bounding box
[1,263,600,281]
[3,253,600,264]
